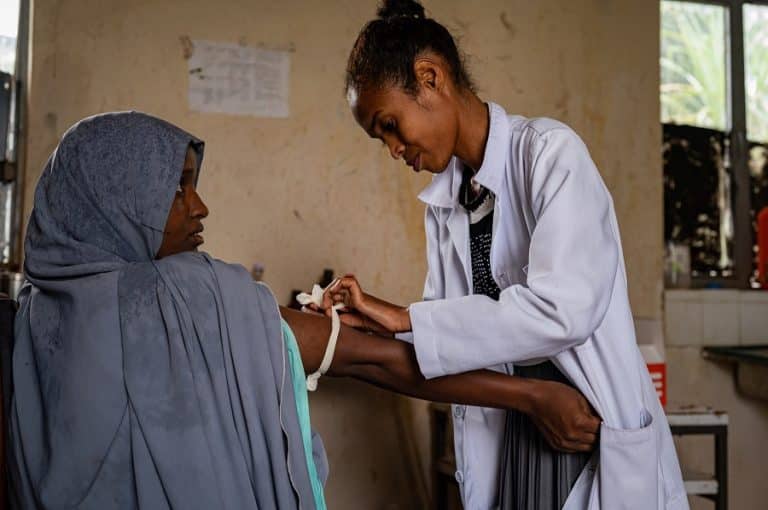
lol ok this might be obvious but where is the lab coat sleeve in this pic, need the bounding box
[422,205,446,303]
[410,127,620,379]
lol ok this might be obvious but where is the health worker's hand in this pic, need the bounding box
[317,274,411,334]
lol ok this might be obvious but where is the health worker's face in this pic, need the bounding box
[349,81,458,174]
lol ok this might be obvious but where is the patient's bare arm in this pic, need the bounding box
[280,307,599,453]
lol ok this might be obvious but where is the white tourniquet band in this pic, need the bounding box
[296,280,344,391]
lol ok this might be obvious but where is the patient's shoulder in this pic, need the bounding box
[155,252,278,307]
[206,256,278,304]
[156,251,242,277]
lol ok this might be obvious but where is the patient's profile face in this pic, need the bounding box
[156,145,209,259]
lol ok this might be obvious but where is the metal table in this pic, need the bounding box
[667,411,729,510]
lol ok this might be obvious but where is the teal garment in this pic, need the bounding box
[281,319,328,510]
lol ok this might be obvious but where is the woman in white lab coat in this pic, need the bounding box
[324,1,689,509]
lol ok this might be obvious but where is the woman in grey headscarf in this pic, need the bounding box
[10,111,598,509]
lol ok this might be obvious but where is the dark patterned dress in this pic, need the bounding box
[458,166,590,510]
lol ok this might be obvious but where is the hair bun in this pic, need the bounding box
[376,0,425,21]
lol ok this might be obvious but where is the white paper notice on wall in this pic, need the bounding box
[187,40,290,118]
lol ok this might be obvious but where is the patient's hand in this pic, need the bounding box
[528,380,600,453]
[317,274,411,334]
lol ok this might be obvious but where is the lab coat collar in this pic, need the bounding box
[418,102,510,208]
[416,158,460,209]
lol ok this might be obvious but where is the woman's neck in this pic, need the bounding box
[454,92,490,172]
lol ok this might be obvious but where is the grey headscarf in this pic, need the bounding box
[11,112,323,509]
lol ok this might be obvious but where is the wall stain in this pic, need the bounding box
[554,90,570,115]
[451,18,470,32]
[44,112,58,132]
[179,35,194,60]
[499,12,516,38]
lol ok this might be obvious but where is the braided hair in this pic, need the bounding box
[345,0,475,95]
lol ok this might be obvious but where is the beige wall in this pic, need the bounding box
[668,347,768,510]
[664,290,768,510]
[24,1,663,508]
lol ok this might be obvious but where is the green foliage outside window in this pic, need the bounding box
[661,1,727,131]
[745,5,768,143]
[661,1,768,143]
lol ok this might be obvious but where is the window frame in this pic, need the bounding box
[663,0,768,288]
[0,0,27,270]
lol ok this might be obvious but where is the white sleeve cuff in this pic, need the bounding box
[408,300,445,379]
[394,331,414,344]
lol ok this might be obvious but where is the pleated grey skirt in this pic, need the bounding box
[498,361,592,510]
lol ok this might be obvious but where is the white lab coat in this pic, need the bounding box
[407,103,688,510]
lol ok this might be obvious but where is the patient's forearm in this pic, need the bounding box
[340,335,537,415]
[280,307,536,414]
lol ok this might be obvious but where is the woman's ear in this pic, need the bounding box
[413,57,445,93]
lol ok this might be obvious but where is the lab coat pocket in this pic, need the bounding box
[599,410,659,510]
[561,452,598,510]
